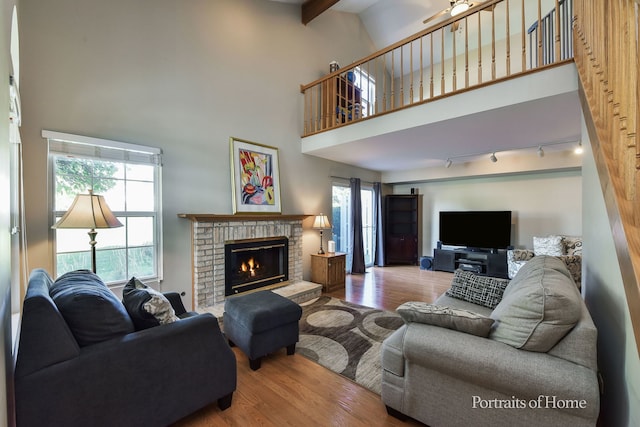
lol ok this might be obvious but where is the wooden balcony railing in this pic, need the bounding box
[574,0,640,355]
[301,0,574,137]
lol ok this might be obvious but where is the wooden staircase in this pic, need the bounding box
[573,0,640,355]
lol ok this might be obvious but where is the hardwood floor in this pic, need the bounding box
[173,266,453,427]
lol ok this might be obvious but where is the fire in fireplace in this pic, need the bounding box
[224,236,289,296]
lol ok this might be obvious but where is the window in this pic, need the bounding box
[332,183,376,267]
[353,66,376,118]
[45,131,162,284]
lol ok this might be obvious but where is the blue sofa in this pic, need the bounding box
[15,269,236,427]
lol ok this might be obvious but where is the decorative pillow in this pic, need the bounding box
[122,277,179,330]
[396,302,494,337]
[446,270,510,309]
[557,255,582,289]
[562,236,583,256]
[50,270,134,347]
[507,249,535,279]
[533,235,564,256]
[490,256,582,352]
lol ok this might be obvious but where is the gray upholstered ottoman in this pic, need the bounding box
[223,290,302,370]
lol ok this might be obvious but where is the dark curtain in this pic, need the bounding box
[350,178,366,274]
[373,182,385,266]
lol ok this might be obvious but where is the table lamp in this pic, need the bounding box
[52,190,123,273]
[313,213,331,255]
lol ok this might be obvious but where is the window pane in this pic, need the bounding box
[93,160,124,179]
[361,188,374,266]
[100,180,126,211]
[57,251,92,274]
[96,248,127,282]
[127,217,154,246]
[95,220,126,249]
[55,227,93,253]
[332,185,351,253]
[126,164,154,182]
[126,181,155,211]
[128,246,155,278]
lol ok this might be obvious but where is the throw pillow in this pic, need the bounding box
[396,301,494,337]
[562,236,583,256]
[489,256,582,352]
[50,270,134,347]
[446,270,510,309]
[533,235,564,256]
[122,277,179,330]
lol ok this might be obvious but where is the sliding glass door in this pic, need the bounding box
[332,183,375,267]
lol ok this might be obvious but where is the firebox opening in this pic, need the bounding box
[224,236,289,296]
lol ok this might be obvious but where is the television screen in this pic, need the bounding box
[439,211,512,250]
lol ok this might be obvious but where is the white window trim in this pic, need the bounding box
[42,130,161,156]
[43,130,163,285]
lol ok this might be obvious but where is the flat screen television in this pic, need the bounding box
[439,211,512,250]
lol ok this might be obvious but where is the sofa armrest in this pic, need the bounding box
[163,291,187,316]
[400,322,599,419]
[15,270,81,378]
[16,313,237,427]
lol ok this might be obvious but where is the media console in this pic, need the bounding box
[433,248,509,279]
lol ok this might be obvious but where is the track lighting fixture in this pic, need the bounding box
[443,140,581,166]
[450,0,471,17]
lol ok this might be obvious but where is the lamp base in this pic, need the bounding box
[318,248,325,255]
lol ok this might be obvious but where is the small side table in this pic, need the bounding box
[311,252,346,292]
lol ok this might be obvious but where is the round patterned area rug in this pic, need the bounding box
[296,296,404,394]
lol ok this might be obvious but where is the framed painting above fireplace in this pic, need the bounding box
[230,137,281,214]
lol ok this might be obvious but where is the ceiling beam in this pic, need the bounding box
[302,0,340,25]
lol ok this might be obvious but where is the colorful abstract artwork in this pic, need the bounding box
[230,137,281,214]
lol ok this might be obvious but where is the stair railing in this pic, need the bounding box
[573,0,640,355]
[301,0,574,137]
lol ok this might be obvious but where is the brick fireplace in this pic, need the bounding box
[179,214,308,310]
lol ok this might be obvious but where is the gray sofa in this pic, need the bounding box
[381,256,599,427]
[15,269,237,427]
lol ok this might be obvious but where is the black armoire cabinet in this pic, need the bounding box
[385,194,421,265]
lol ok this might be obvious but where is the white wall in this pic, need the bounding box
[19,0,381,308]
[393,169,582,256]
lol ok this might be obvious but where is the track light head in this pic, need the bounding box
[574,142,584,154]
[445,158,452,168]
[489,152,498,163]
[537,146,545,157]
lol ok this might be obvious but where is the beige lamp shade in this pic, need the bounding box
[52,190,122,273]
[53,190,123,230]
[313,214,331,254]
[312,214,331,229]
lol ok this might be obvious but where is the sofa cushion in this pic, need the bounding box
[533,235,564,256]
[445,270,510,309]
[396,302,494,337]
[50,270,134,347]
[489,256,582,352]
[122,277,179,330]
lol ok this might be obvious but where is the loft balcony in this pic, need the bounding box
[300,0,577,175]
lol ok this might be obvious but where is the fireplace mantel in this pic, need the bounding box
[178,213,311,222]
